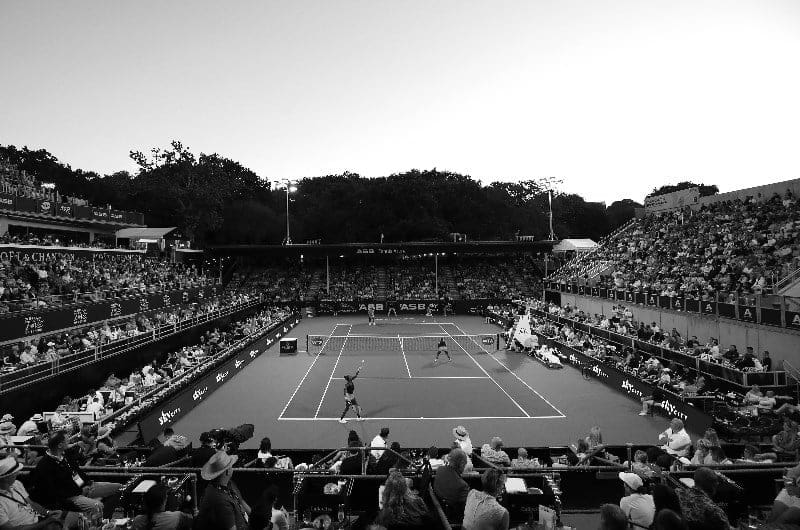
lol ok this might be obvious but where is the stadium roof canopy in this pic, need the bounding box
[115,227,178,239]
[209,240,554,257]
[551,238,597,253]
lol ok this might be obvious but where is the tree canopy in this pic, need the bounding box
[1,142,644,245]
[647,181,719,198]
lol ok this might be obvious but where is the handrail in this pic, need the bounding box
[0,297,264,394]
[775,262,800,292]
[428,484,454,530]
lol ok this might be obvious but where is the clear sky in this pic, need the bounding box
[1,0,799,204]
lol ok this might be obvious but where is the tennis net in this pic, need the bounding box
[306,334,499,354]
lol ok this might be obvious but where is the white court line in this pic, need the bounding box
[398,334,412,378]
[452,322,566,418]
[439,324,531,418]
[278,323,340,419]
[328,376,489,380]
[313,324,352,418]
[280,415,566,421]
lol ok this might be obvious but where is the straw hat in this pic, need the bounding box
[201,451,238,480]
[453,426,469,441]
[0,455,23,479]
[30,414,44,422]
[0,422,15,435]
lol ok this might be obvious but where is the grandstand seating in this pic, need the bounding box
[549,192,800,298]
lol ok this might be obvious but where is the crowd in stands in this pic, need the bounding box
[236,267,310,301]
[0,292,256,374]
[387,262,438,299]
[0,158,89,206]
[536,299,774,374]
[451,260,540,299]
[551,191,800,299]
[0,231,116,249]
[326,265,377,300]
[0,253,210,313]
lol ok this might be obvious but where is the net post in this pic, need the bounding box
[496,333,500,351]
[306,334,309,353]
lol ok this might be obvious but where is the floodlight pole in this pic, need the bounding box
[285,186,292,245]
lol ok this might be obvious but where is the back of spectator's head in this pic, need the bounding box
[48,431,67,452]
[655,454,674,471]
[653,484,682,516]
[379,427,390,438]
[653,509,688,530]
[143,484,169,516]
[490,436,503,450]
[647,447,664,464]
[480,468,505,496]
[427,446,439,459]
[693,467,718,496]
[447,448,468,473]
[259,437,271,453]
[670,418,684,432]
[518,447,528,459]
[600,503,628,530]
[163,428,174,438]
[742,445,758,459]
[634,450,647,463]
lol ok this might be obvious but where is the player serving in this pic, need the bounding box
[434,337,451,363]
[339,360,366,423]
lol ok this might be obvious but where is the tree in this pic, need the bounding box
[648,181,718,198]
[606,199,643,230]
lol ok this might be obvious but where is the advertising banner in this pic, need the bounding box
[786,311,800,330]
[738,305,757,323]
[138,316,299,440]
[55,203,73,217]
[37,199,54,216]
[644,187,700,213]
[538,332,714,431]
[74,206,93,219]
[0,285,217,342]
[718,302,736,319]
[0,244,144,263]
[685,299,700,313]
[15,197,39,213]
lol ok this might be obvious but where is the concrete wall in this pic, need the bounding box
[558,293,800,369]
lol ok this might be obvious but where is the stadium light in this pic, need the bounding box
[536,177,563,241]
[274,180,298,245]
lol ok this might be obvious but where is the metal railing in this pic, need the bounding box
[0,297,262,394]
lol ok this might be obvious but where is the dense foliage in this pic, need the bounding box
[648,181,719,198]
[1,142,643,245]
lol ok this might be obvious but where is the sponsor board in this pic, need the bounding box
[138,315,299,441]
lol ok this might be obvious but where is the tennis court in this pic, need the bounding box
[279,321,565,421]
[169,315,671,449]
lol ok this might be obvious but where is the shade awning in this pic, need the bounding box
[115,227,177,239]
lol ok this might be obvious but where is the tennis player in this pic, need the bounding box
[339,360,366,423]
[434,337,451,363]
[368,305,376,326]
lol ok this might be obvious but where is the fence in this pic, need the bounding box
[545,281,800,331]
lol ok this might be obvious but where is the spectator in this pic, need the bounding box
[255,437,273,467]
[511,448,539,469]
[370,427,390,460]
[375,471,432,529]
[599,503,628,530]
[434,448,470,522]
[452,426,474,467]
[652,509,688,530]
[144,435,188,467]
[659,418,692,457]
[195,451,249,530]
[250,486,289,530]
[190,432,218,468]
[618,472,655,529]
[773,419,800,457]
[425,446,445,470]
[0,453,81,529]
[29,432,122,519]
[462,468,509,530]
[16,413,43,438]
[763,351,773,371]
[340,440,374,475]
[480,437,511,467]
[375,442,408,475]
[675,467,729,530]
[130,483,192,530]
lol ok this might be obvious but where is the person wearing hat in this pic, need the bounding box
[674,467,729,530]
[194,451,249,530]
[452,426,474,460]
[17,414,44,438]
[619,472,655,529]
[0,453,80,529]
[29,432,122,520]
[0,422,16,455]
[0,415,16,437]
[768,463,800,524]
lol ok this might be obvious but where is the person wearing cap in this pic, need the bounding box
[17,414,44,438]
[0,453,81,529]
[194,451,249,530]
[618,472,655,529]
[0,416,16,437]
[480,437,511,466]
[674,467,729,530]
[768,463,800,524]
[29,432,122,519]
[659,418,692,457]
